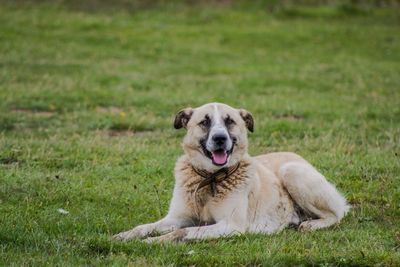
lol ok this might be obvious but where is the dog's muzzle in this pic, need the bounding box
[202,132,234,166]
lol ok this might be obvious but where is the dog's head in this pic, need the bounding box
[174,103,253,171]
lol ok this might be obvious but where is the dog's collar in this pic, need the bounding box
[192,162,241,197]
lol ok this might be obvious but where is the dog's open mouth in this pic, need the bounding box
[201,140,234,166]
[211,149,229,165]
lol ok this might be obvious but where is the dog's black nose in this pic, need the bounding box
[212,134,227,146]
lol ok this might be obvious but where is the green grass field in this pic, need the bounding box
[0,1,399,266]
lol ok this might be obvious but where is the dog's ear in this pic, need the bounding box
[174,108,193,129]
[239,109,254,132]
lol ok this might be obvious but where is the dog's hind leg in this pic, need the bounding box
[279,161,349,231]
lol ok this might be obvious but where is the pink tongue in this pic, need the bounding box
[212,150,228,165]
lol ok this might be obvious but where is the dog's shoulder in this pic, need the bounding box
[173,155,204,191]
[173,155,194,185]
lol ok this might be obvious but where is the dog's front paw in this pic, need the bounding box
[143,229,188,243]
[113,225,149,241]
[144,234,174,244]
[143,236,162,244]
[113,230,136,241]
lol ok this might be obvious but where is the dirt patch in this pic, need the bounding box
[0,157,19,165]
[95,106,124,114]
[133,130,156,137]
[95,129,156,137]
[96,129,134,137]
[12,109,55,118]
[273,114,304,121]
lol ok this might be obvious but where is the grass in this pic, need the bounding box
[0,1,399,266]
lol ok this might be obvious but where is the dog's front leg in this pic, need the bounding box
[145,220,244,243]
[145,191,249,243]
[113,216,189,241]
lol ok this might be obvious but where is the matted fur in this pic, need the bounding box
[113,103,349,242]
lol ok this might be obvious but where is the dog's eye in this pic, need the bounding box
[224,117,235,126]
[198,117,210,128]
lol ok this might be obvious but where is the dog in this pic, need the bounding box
[113,103,349,242]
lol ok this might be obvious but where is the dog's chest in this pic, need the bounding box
[177,161,250,220]
[181,186,222,223]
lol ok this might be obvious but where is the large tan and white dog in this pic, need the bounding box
[113,103,349,242]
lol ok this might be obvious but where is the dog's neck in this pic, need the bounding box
[191,162,241,197]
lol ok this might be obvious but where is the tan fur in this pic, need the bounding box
[113,103,350,242]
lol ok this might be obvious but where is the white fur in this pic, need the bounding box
[206,104,233,153]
